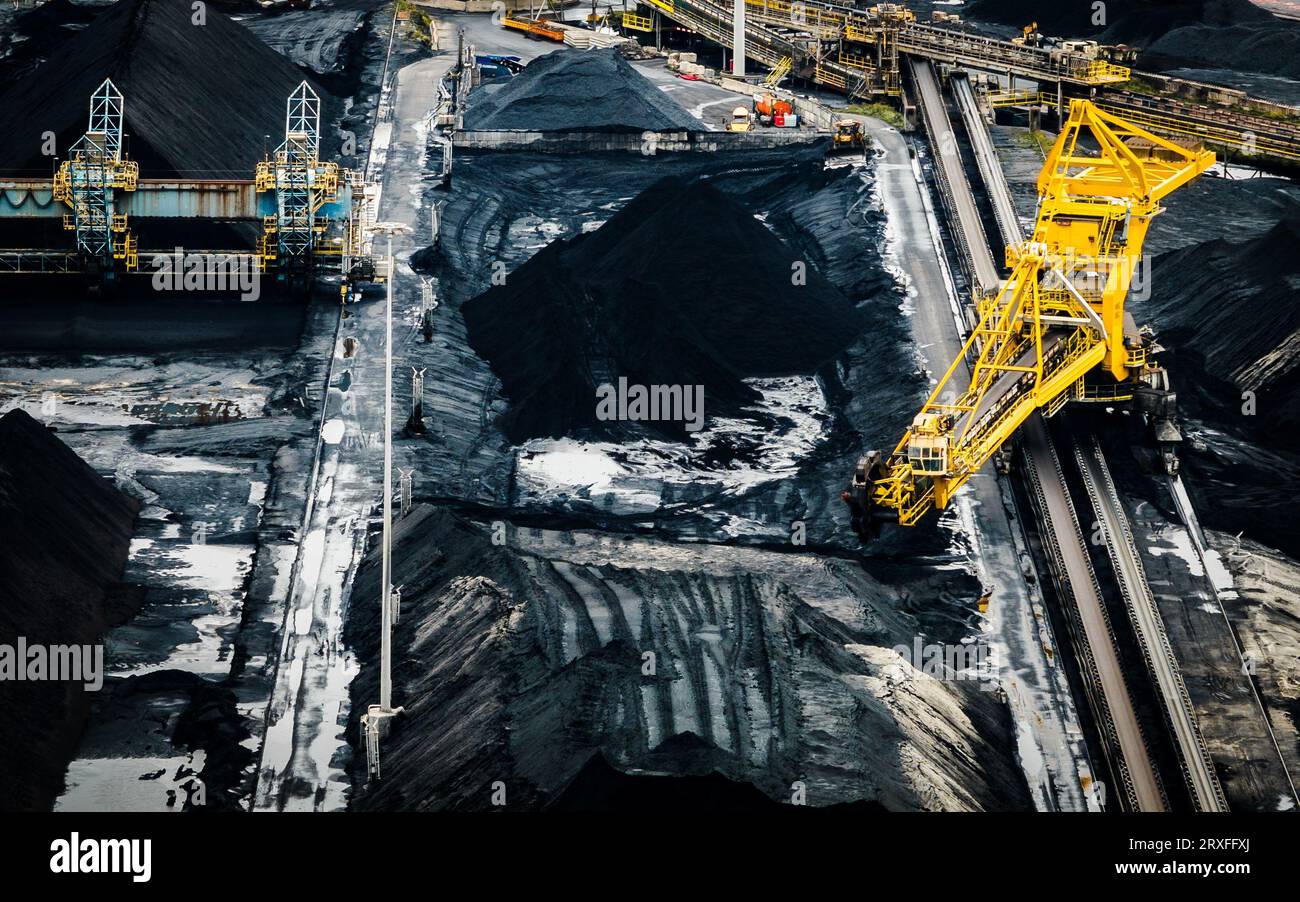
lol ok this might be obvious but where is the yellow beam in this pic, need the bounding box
[854,99,1214,532]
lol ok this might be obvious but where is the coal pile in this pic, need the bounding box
[1145,217,1300,437]
[347,507,1033,812]
[967,0,1300,76]
[967,0,1271,40]
[461,176,864,442]
[0,409,140,811]
[0,0,108,84]
[463,48,701,133]
[0,0,333,178]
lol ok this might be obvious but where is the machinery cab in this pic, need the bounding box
[906,412,950,476]
[726,106,753,132]
[830,119,865,153]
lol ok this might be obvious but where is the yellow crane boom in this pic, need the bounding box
[843,99,1215,540]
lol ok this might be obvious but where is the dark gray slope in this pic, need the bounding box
[967,0,1300,77]
[463,48,702,133]
[0,409,140,811]
[461,175,864,443]
[0,0,331,178]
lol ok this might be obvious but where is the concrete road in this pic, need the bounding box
[854,111,1092,812]
[634,59,768,131]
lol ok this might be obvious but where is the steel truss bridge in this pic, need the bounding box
[0,79,372,287]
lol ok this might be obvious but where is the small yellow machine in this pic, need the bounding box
[726,106,753,132]
[830,119,865,153]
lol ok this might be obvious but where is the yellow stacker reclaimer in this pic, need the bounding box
[843,100,1215,540]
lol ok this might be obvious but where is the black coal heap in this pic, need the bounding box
[1147,217,1300,438]
[462,175,864,443]
[463,48,702,134]
[0,409,140,811]
[0,0,330,179]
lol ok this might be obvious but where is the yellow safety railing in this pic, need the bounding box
[815,65,846,91]
[838,50,874,71]
[1081,59,1131,85]
[764,56,792,87]
[622,11,653,31]
[1097,101,1300,163]
[844,22,880,44]
[745,0,843,29]
[987,90,1056,108]
[255,160,276,191]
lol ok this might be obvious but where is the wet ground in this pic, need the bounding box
[329,14,1102,810]
[0,0,404,811]
[19,1,1295,813]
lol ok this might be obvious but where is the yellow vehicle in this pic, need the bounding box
[1012,22,1041,48]
[830,119,865,153]
[842,100,1215,540]
[726,106,753,132]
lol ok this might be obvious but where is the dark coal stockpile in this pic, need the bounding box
[462,175,864,442]
[967,0,1300,77]
[347,507,1032,812]
[0,0,108,83]
[1146,219,1300,435]
[967,0,1271,41]
[0,409,140,811]
[1133,219,1300,554]
[0,0,335,179]
[463,48,701,133]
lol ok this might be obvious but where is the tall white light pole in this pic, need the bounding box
[380,231,394,710]
[362,221,411,781]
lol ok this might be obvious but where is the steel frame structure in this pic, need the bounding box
[846,100,1214,536]
[52,79,139,274]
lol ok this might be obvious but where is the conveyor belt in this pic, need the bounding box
[1075,436,1229,812]
[951,72,1023,253]
[907,57,1001,296]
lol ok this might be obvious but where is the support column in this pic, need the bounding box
[732,0,745,78]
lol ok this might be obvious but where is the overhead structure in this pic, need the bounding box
[843,99,1214,539]
[2,81,369,285]
[732,0,746,78]
[52,78,139,277]
[256,82,343,275]
[633,0,1127,99]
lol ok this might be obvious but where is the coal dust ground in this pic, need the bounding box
[338,76,1046,808]
[401,144,965,563]
[0,1,1143,813]
[0,0,403,811]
